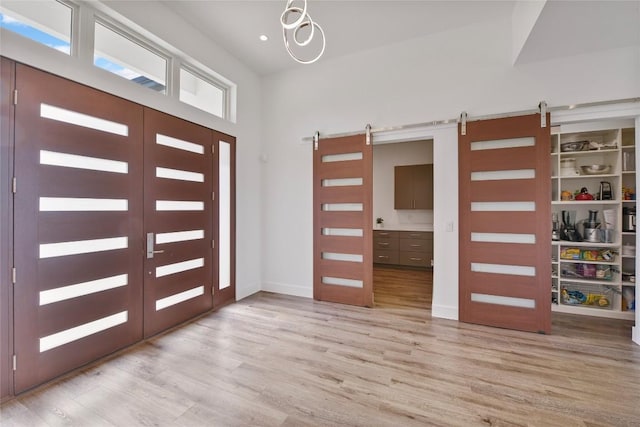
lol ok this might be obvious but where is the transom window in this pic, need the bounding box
[0,1,234,121]
[93,20,167,93]
[0,0,72,55]
[180,67,226,118]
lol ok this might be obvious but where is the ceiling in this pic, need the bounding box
[161,0,640,76]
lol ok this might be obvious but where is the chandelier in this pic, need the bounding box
[280,0,326,64]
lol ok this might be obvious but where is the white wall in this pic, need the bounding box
[0,1,264,300]
[261,14,640,313]
[373,140,433,228]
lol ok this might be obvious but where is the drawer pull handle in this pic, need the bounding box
[410,244,422,247]
[379,242,389,246]
[377,255,389,259]
[409,234,420,237]
[410,257,422,261]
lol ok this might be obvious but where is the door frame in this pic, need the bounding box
[212,131,236,308]
[373,124,459,319]
[0,56,15,402]
[2,60,240,397]
[552,104,640,345]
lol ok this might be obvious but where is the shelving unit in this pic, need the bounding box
[551,121,636,320]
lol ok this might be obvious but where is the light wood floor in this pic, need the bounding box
[1,267,639,426]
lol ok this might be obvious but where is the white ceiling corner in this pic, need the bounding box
[160,0,640,76]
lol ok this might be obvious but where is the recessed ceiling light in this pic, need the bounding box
[259,34,269,41]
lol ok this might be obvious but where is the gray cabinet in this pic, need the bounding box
[373,230,399,265]
[373,230,432,267]
[394,164,433,209]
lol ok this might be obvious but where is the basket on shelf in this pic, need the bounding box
[560,247,615,262]
[561,263,614,281]
[560,283,614,309]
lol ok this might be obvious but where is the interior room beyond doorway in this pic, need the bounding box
[373,139,434,309]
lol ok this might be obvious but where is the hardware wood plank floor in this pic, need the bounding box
[2,267,639,426]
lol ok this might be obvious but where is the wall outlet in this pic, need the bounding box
[446,221,454,232]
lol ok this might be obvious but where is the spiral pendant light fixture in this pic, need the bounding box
[281,0,326,64]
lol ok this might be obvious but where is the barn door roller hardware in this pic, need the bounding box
[313,131,320,150]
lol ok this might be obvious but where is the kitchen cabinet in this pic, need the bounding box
[373,230,399,265]
[551,121,636,320]
[394,164,433,209]
[373,230,432,268]
[399,231,432,267]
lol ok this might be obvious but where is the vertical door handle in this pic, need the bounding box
[146,232,165,258]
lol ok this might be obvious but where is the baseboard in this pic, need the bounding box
[633,326,639,346]
[236,282,261,301]
[432,304,459,321]
[262,281,313,298]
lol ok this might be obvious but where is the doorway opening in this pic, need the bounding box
[373,139,434,311]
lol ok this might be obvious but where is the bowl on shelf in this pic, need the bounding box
[561,141,586,152]
[579,164,611,175]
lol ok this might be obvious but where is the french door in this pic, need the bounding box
[142,109,214,337]
[458,113,551,333]
[13,64,145,392]
[11,64,232,393]
[313,134,373,307]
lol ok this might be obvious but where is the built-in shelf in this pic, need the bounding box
[559,277,620,286]
[559,259,617,265]
[552,304,635,320]
[559,148,619,156]
[552,200,620,205]
[551,123,636,320]
[553,241,619,248]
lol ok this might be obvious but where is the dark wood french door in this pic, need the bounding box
[313,134,373,307]
[459,113,551,333]
[13,64,144,392]
[142,109,213,337]
[10,63,233,394]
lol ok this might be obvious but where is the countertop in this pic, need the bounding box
[374,224,433,232]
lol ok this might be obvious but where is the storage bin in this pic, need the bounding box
[560,247,615,262]
[560,283,614,309]
[561,263,613,281]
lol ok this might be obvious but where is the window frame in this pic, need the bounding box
[0,0,76,56]
[92,14,171,94]
[179,63,229,120]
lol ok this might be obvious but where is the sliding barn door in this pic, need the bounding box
[13,65,144,392]
[313,134,373,307]
[143,109,213,337]
[459,113,551,333]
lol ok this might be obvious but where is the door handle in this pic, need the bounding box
[146,233,164,258]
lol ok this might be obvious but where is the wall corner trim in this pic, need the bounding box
[431,304,459,321]
[235,283,261,301]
